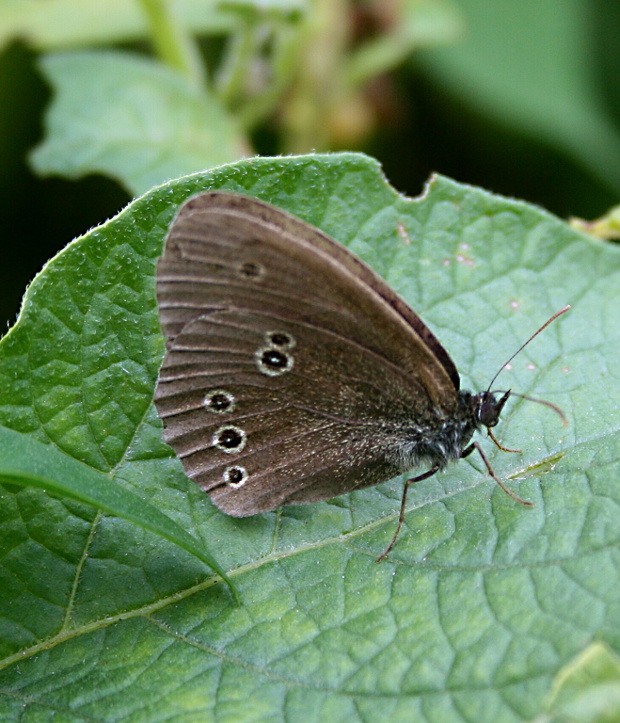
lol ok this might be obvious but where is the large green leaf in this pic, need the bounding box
[0,152,618,721]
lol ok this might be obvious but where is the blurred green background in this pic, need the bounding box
[2,0,620,330]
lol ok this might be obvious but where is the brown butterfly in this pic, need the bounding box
[155,192,568,558]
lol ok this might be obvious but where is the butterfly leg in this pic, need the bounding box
[376,464,441,562]
[470,442,533,507]
[487,428,521,453]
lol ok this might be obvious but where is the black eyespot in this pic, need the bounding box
[213,425,246,453]
[266,331,295,349]
[255,346,294,376]
[204,389,235,414]
[224,466,248,488]
[238,260,263,279]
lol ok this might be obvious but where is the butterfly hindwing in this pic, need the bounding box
[156,308,448,515]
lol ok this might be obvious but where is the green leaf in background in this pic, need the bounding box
[0,0,237,51]
[0,152,618,721]
[30,51,248,195]
[417,0,620,196]
[540,642,620,723]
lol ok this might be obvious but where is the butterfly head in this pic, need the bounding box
[475,389,511,429]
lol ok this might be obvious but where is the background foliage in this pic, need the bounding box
[3,0,620,329]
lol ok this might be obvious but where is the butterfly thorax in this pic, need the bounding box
[389,389,509,472]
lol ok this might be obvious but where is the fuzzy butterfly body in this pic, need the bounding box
[155,191,511,530]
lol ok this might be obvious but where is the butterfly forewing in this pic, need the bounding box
[158,193,459,400]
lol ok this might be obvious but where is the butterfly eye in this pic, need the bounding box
[204,389,235,413]
[213,425,247,453]
[224,465,248,488]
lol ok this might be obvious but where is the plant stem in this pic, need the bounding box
[216,15,257,108]
[281,0,350,153]
[236,17,302,130]
[139,0,205,89]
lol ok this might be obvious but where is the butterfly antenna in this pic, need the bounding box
[493,391,568,426]
[486,305,571,392]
